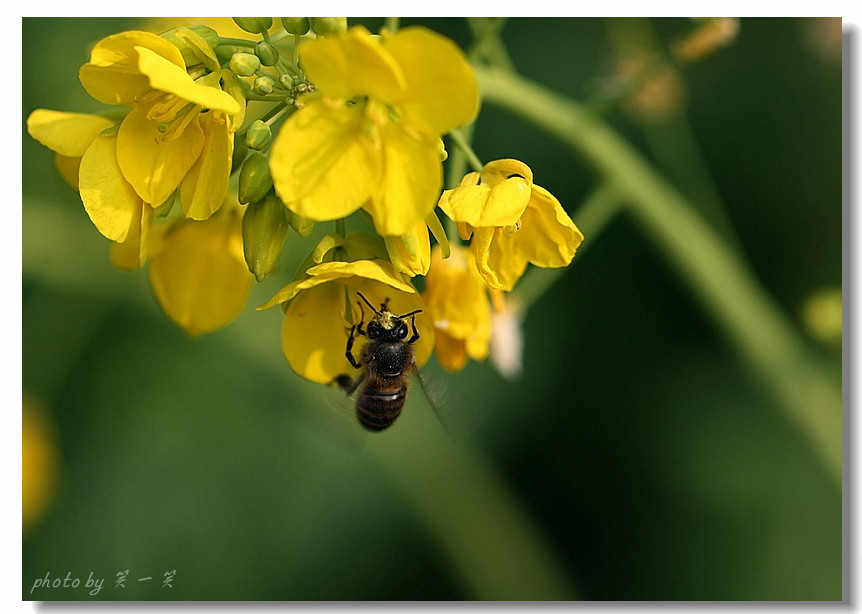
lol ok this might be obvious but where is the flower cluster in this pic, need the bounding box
[27,18,583,388]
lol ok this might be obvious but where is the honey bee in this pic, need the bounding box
[336,292,422,431]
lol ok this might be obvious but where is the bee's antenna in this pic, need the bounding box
[356,292,383,316]
[397,309,423,319]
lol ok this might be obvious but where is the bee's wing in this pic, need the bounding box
[413,368,462,437]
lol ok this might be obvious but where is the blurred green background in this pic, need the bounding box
[22,17,842,600]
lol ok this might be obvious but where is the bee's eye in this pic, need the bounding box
[396,322,408,340]
[366,320,382,339]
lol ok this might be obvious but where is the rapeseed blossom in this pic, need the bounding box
[259,233,434,383]
[26,18,584,397]
[268,25,479,237]
[440,159,584,291]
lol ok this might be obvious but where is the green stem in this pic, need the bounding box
[475,65,842,487]
[448,128,484,173]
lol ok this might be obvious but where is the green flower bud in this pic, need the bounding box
[231,134,249,173]
[285,208,315,237]
[238,152,274,205]
[230,52,260,77]
[232,17,273,34]
[281,17,310,35]
[160,25,219,67]
[254,41,280,66]
[242,194,289,281]
[311,17,347,36]
[253,75,275,95]
[245,120,272,150]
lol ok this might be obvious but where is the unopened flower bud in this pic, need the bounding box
[160,25,219,68]
[311,17,347,36]
[281,17,310,35]
[232,17,273,34]
[232,133,249,173]
[285,208,315,237]
[253,75,275,95]
[238,152,274,204]
[245,120,272,150]
[255,41,280,66]
[242,194,289,281]
[230,51,260,77]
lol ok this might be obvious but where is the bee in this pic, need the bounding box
[336,292,422,432]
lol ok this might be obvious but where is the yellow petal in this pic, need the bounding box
[78,134,144,242]
[116,103,205,205]
[270,100,376,220]
[383,26,479,134]
[79,30,185,105]
[483,228,529,292]
[433,331,469,371]
[515,185,584,268]
[53,154,81,190]
[300,25,405,102]
[482,159,534,186]
[364,124,441,236]
[148,212,252,336]
[281,281,351,383]
[26,109,116,157]
[180,115,232,220]
[136,46,241,114]
[438,177,530,228]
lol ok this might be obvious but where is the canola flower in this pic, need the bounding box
[26,17,584,391]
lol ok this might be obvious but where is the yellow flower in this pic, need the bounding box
[79,30,242,217]
[148,207,253,336]
[439,159,584,291]
[259,233,434,384]
[27,110,152,249]
[23,393,60,533]
[422,244,491,371]
[269,25,479,237]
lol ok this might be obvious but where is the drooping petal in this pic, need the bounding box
[364,123,441,236]
[147,211,252,336]
[483,228,529,292]
[512,185,584,268]
[136,46,241,114]
[116,103,205,206]
[79,30,185,105]
[26,110,117,157]
[78,134,144,242]
[180,115,232,220]
[269,100,376,220]
[300,25,405,102]
[383,26,480,135]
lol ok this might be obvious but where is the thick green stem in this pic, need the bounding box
[475,66,841,486]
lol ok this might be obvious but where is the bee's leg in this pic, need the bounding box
[335,372,365,395]
[345,324,362,369]
[407,313,420,344]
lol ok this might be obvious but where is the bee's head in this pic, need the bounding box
[357,293,420,342]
